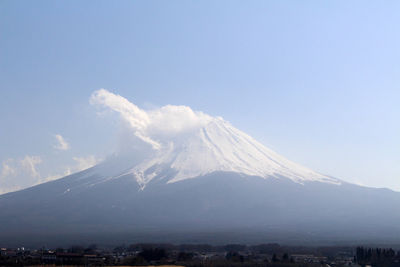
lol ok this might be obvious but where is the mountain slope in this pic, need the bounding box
[1,170,400,247]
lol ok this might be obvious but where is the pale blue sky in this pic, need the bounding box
[0,0,399,192]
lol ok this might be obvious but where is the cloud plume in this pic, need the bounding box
[90,89,213,150]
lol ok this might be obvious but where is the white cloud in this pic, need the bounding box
[42,155,100,184]
[54,134,70,151]
[0,159,16,178]
[41,168,72,184]
[72,155,99,171]
[90,89,213,150]
[0,155,43,194]
[0,154,101,195]
[20,155,42,178]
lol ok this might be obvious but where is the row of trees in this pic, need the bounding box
[356,246,400,266]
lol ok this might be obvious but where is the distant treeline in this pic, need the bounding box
[4,243,400,266]
[112,242,352,256]
[0,242,354,266]
[356,246,400,266]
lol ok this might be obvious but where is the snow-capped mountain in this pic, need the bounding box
[123,117,339,188]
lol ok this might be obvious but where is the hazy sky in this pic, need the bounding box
[1,0,399,193]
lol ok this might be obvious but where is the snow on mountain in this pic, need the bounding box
[124,117,340,188]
